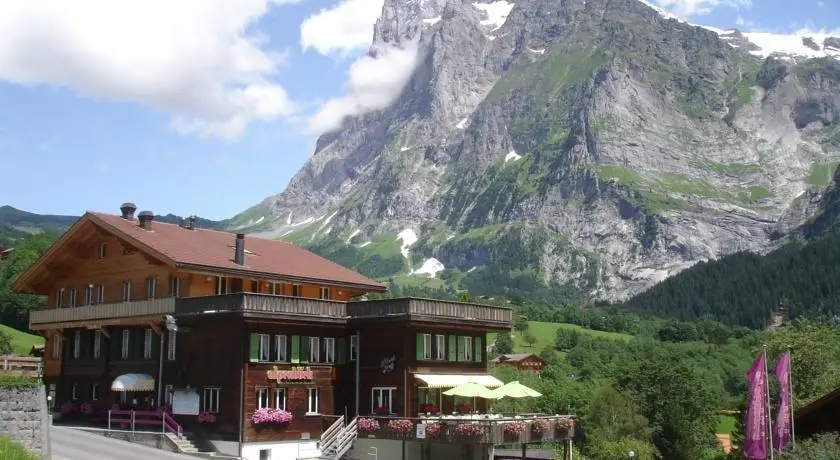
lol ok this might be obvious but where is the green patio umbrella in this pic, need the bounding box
[490,381,542,399]
[443,382,496,399]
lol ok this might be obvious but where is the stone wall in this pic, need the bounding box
[0,385,47,457]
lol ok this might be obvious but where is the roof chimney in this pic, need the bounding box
[234,233,245,265]
[187,215,197,231]
[120,202,137,220]
[138,211,154,230]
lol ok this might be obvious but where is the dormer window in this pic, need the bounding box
[98,243,107,259]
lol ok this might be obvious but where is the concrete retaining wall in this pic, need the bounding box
[0,385,47,458]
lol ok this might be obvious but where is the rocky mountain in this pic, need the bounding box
[229,0,840,302]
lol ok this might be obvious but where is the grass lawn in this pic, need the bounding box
[0,324,43,356]
[716,415,737,434]
[0,436,38,460]
[488,321,633,353]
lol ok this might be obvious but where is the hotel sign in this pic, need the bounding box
[267,366,314,383]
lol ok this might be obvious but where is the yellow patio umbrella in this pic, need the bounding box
[490,381,542,399]
[443,382,496,399]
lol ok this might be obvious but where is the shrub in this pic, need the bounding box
[424,421,442,438]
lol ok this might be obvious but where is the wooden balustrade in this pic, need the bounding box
[0,355,42,377]
[347,297,512,327]
[29,297,176,329]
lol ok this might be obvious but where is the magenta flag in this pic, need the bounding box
[773,351,792,451]
[744,352,769,459]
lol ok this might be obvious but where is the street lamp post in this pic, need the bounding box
[628,451,635,460]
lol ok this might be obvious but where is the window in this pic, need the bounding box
[323,337,335,364]
[251,280,259,292]
[291,284,301,297]
[93,331,102,358]
[275,335,288,362]
[170,276,181,298]
[146,277,157,298]
[143,328,153,360]
[372,387,395,414]
[308,337,320,363]
[165,385,174,407]
[84,286,93,305]
[216,277,228,295]
[121,330,130,360]
[98,242,107,259]
[258,334,270,362]
[92,384,99,401]
[259,449,271,460]
[435,335,446,360]
[306,388,319,414]
[68,288,77,307]
[122,281,132,302]
[274,388,286,410]
[422,333,432,360]
[349,335,358,361]
[256,387,269,410]
[203,387,220,413]
[95,284,105,304]
[73,331,81,359]
[270,283,280,295]
[51,335,61,359]
[463,336,473,361]
[56,289,64,308]
[167,330,177,361]
[71,384,78,401]
[319,287,330,300]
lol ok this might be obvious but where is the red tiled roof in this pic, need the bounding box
[89,212,386,291]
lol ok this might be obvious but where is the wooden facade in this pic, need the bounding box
[16,208,513,450]
[493,354,546,375]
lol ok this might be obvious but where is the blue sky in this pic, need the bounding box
[0,0,837,221]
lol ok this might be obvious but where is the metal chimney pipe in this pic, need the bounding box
[234,233,245,265]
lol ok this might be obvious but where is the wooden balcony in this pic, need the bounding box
[29,297,176,330]
[347,298,512,329]
[175,293,347,323]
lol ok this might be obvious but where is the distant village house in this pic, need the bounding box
[492,353,546,375]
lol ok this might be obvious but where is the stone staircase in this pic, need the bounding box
[165,431,216,455]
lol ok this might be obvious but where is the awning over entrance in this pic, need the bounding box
[415,373,504,388]
[111,373,155,392]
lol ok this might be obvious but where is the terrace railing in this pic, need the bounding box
[30,297,176,329]
[353,414,575,445]
[107,409,182,438]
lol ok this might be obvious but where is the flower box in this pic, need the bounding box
[385,419,414,439]
[419,403,438,415]
[454,422,484,441]
[357,417,381,437]
[555,417,575,439]
[502,421,524,444]
[250,408,293,426]
[530,419,551,441]
[424,422,443,439]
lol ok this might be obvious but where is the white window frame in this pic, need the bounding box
[71,384,78,401]
[291,284,301,297]
[258,334,270,362]
[121,329,130,360]
[52,335,61,359]
[73,331,81,359]
[275,335,288,362]
[170,276,181,298]
[68,288,77,307]
[256,387,269,410]
[270,282,280,295]
[324,337,335,364]
[319,287,330,300]
[98,242,107,259]
[92,383,99,401]
[56,289,64,308]
[146,277,156,298]
[93,331,102,358]
[306,388,319,415]
[422,333,432,360]
[122,281,132,302]
[204,387,220,414]
[274,388,286,410]
[165,384,174,407]
[167,330,177,361]
[143,328,153,360]
[308,337,320,363]
[349,335,358,361]
[372,387,396,415]
[216,277,227,295]
[96,284,105,304]
[463,336,473,361]
[435,334,446,360]
[84,286,93,305]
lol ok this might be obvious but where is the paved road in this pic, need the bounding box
[50,426,199,460]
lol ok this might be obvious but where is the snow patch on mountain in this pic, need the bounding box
[472,1,514,31]
[397,228,418,258]
[411,258,445,277]
[505,150,522,162]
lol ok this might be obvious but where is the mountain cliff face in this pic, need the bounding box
[229,0,840,301]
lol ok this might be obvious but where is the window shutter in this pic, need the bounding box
[249,334,260,362]
[291,335,300,364]
[448,335,457,361]
[457,336,465,361]
[299,336,309,362]
[150,331,159,360]
[415,334,424,360]
[474,336,483,362]
[337,338,346,364]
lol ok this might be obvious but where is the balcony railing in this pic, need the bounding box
[29,297,176,329]
[354,414,575,445]
[347,298,512,327]
[175,293,347,319]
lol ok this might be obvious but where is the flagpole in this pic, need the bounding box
[764,346,774,460]
[789,347,795,450]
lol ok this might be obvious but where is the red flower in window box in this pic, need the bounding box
[375,405,391,415]
[420,403,438,414]
[455,402,472,413]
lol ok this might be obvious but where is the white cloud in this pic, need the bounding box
[307,42,420,134]
[650,0,752,16]
[735,15,745,26]
[300,0,385,56]
[0,0,298,140]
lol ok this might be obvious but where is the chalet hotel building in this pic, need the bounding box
[13,203,515,459]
